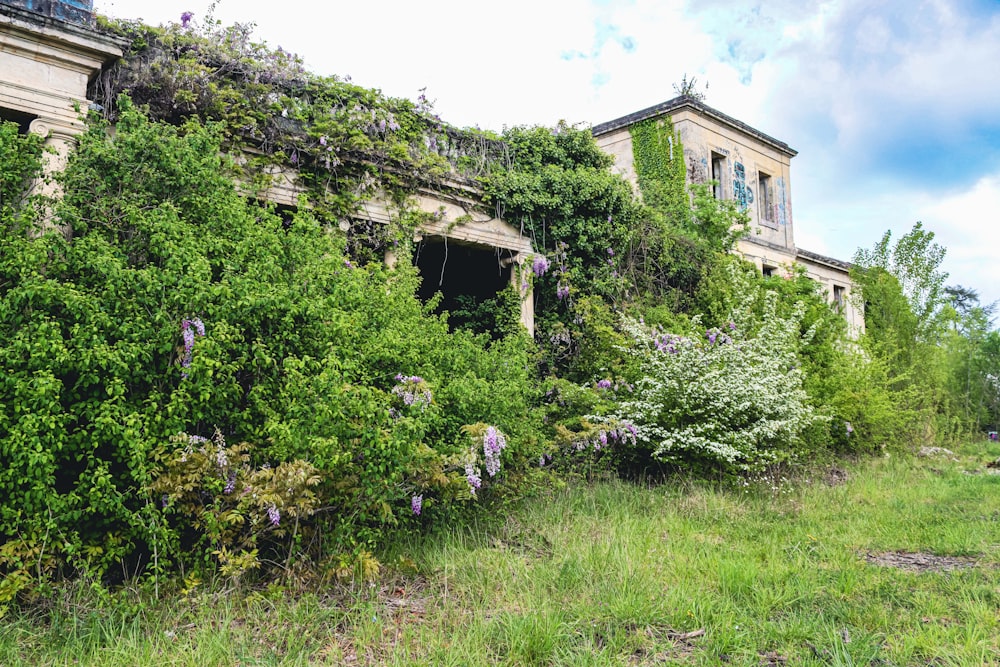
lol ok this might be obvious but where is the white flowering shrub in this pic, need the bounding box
[614,289,824,473]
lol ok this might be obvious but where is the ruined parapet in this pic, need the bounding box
[3,0,94,26]
[0,0,126,233]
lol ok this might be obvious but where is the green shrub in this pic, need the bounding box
[0,100,537,588]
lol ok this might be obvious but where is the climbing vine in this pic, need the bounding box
[90,15,510,250]
[629,117,688,224]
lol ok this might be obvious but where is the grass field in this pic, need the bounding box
[3,440,999,666]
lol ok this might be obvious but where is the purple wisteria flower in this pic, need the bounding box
[596,379,612,390]
[464,462,482,495]
[180,11,193,28]
[224,472,236,495]
[483,426,507,477]
[707,330,718,344]
[411,494,423,515]
[319,135,327,146]
[267,504,281,527]
[180,318,206,378]
[557,284,570,300]
[728,321,737,331]
[845,421,854,435]
[392,374,432,409]
[532,255,550,277]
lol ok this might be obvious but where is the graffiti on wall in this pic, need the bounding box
[733,162,753,211]
[775,176,790,226]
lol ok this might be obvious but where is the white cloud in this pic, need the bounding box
[920,174,1000,306]
[90,0,1000,307]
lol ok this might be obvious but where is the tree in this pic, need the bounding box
[853,222,948,340]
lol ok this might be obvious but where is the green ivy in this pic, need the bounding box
[629,117,688,224]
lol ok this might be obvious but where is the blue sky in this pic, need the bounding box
[95,0,1000,311]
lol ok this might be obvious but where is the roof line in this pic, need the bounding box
[591,94,797,158]
[796,247,854,271]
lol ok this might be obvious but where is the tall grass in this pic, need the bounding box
[3,441,998,665]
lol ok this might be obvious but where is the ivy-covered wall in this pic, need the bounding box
[628,117,688,225]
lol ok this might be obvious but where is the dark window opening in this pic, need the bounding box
[711,152,726,199]
[0,107,38,134]
[415,237,513,334]
[833,284,846,309]
[762,264,776,278]
[758,171,773,223]
[272,203,297,229]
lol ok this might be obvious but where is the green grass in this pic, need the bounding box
[3,441,999,665]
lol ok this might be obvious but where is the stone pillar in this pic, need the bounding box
[507,253,534,336]
[29,116,78,238]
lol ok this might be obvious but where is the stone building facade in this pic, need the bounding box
[593,95,864,334]
[0,0,538,333]
[0,0,126,213]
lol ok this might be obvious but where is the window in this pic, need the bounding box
[0,107,37,135]
[762,264,776,278]
[711,152,726,199]
[757,170,773,223]
[833,284,846,310]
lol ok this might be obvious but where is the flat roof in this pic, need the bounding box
[592,94,797,158]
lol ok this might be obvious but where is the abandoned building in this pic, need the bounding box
[1,0,861,336]
[0,0,538,332]
[593,95,864,334]
[0,0,125,195]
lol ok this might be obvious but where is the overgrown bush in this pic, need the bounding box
[0,100,538,596]
[607,266,827,474]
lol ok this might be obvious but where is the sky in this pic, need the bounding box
[94,0,1000,312]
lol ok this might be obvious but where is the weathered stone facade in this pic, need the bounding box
[593,95,864,335]
[0,0,538,333]
[0,0,126,234]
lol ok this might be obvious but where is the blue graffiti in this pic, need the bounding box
[733,162,753,211]
[775,177,789,225]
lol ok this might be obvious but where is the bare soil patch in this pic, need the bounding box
[823,466,849,487]
[864,551,978,572]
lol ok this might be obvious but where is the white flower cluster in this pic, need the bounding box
[616,280,824,471]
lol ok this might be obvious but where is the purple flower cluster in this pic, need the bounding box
[706,328,732,346]
[596,379,612,390]
[464,462,482,495]
[654,332,686,354]
[482,426,507,477]
[180,318,205,377]
[411,494,423,515]
[215,446,229,470]
[552,241,572,302]
[224,472,236,495]
[532,255,551,277]
[574,421,638,453]
[267,504,281,527]
[180,11,193,28]
[392,374,432,409]
[416,89,434,115]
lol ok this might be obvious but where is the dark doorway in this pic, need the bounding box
[415,236,513,331]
